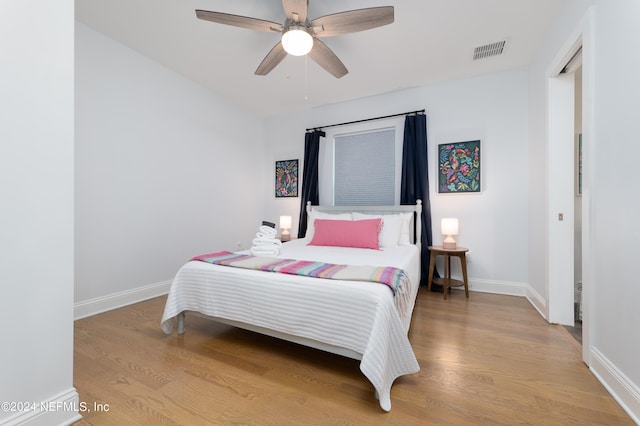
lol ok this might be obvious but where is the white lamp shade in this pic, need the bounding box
[280,215,292,230]
[281,27,313,56]
[441,218,459,236]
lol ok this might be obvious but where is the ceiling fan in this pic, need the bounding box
[195,1,394,78]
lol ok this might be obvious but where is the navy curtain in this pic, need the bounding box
[297,130,325,238]
[400,113,438,288]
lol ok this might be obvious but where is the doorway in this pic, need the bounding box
[546,8,593,365]
[571,66,583,344]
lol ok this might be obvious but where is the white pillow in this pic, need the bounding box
[304,211,352,241]
[352,212,404,247]
[398,212,413,246]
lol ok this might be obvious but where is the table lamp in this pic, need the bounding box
[441,218,459,249]
[280,215,292,242]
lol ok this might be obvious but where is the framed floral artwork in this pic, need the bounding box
[275,159,298,198]
[438,140,481,193]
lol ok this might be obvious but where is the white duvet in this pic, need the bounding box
[161,239,421,411]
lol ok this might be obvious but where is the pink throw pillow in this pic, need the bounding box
[308,218,382,249]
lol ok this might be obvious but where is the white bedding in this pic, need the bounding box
[161,239,421,411]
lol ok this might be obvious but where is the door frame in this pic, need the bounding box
[546,7,594,365]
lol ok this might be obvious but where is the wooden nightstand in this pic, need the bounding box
[427,246,469,299]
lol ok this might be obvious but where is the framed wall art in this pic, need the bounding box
[275,159,299,198]
[438,140,481,194]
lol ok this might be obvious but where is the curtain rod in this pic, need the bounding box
[306,109,425,132]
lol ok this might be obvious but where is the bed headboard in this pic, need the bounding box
[306,200,423,245]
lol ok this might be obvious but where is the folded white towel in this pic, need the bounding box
[259,225,277,236]
[250,246,280,257]
[252,237,282,247]
[256,232,279,239]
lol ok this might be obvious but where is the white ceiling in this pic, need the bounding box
[76,0,564,117]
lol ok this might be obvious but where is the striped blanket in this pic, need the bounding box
[191,251,408,296]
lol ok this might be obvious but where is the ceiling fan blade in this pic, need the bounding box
[255,42,288,76]
[196,10,283,32]
[308,38,348,78]
[282,0,308,23]
[311,6,394,37]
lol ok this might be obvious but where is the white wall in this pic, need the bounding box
[528,0,640,421]
[75,23,266,315]
[263,69,530,294]
[0,1,79,425]
[589,0,640,419]
[262,109,312,236]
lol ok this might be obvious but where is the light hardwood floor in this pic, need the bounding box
[73,290,633,425]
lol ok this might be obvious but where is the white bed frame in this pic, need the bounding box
[176,200,423,361]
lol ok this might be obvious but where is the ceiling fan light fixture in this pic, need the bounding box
[196,4,395,77]
[281,26,313,56]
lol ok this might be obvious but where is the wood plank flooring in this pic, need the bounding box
[73,290,633,425]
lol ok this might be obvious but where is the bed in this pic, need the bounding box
[161,201,423,411]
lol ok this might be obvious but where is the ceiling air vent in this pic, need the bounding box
[473,40,507,60]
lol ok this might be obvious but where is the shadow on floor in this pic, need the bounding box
[563,320,582,345]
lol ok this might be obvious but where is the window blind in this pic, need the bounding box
[334,129,395,206]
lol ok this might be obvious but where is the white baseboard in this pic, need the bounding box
[0,388,81,426]
[590,348,640,424]
[466,278,527,296]
[525,285,548,320]
[74,280,172,320]
[452,279,550,322]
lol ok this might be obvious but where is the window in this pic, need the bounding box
[334,128,395,205]
[318,119,404,206]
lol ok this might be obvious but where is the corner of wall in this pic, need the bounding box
[74,280,172,320]
[525,284,548,320]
